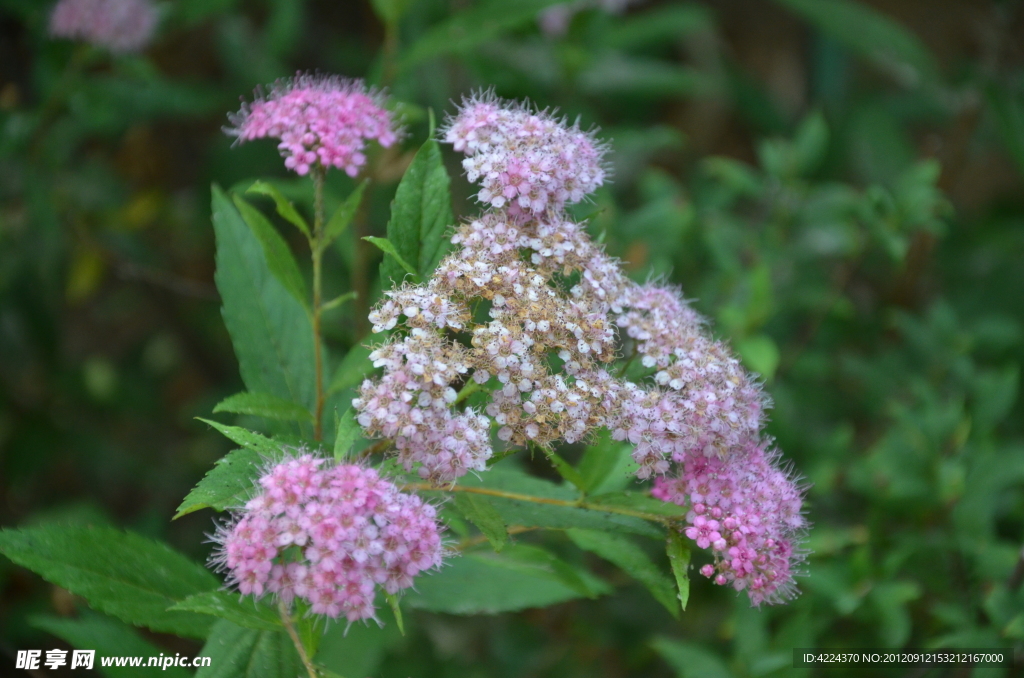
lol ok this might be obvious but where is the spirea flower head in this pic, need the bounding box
[442,91,608,215]
[210,453,444,622]
[49,0,159,53]
[355,93,807,604]
[653,440,808,606]
[226,74,400,177]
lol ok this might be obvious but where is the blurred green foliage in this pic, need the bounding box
[1,0,1023,676]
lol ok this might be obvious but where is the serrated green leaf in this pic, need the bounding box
[0,525,217,638]
[212,186,318,420]
[196,418,283,457]
[195,620,302,678]
[169,591,282,632]
[333,407,361,461]
[568,528,679,618]
[453,493,508,552]
[232,194,309,311]
[587,491,689,518]
[666,532,691,611]
[380,138,452,288]
[175,448,264,519]
[328,343,375,395]
[323,181,366,248]
[454,468,664,538]
[214,391,313,424]
[405,544,609,614]
[364,236,418,279]
[246,180,310,239]
[31,613,192,678]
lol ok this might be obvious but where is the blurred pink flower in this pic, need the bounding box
[49,0,159,53]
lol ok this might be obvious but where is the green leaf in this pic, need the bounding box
[568,529,679,618]
[579,54,717,98]
[0,524,217,638]
[195,620,302,678]
[232,194,309,311]
[175,448,263,519]
[214,391,313,424]
[385,592,405,635]
[587,491,688,518]
[31,613,193,678]
[735,334,780,382]
[196,418,283,457]
[987,86,1024,177]
[405,544,609,614]
[603,4,713,49]
[212,186,317,416]
[316,613,401,678]
[666,532,692,612]
[400,0,565,68]
[380,138,453,288]
[538,445,587,493]
[333,407,361,461]
[169,591,282,633]
[364,236,418,279]
[328,343,375,394]
[792,110,829,175]
[455,467,664,538]
[774,0,939,87]
[577,432,635,494]
[323,181,366,248]
[370,0,414,25]
[651,637,733,678]
[453,493,508,552]
[246,180,310,239]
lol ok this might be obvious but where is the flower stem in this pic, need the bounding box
[279,600,319,678]
[312,167,326,441]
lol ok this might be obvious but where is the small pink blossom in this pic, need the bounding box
[442,91,607,215]
[227,73,400,177]
[49,0,159,53]
[210,454,444,622]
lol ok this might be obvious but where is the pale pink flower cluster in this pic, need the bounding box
[442,92,606,215]
[211,454,443,622]
[354,94,806,603]
[227,74,399,176]
[652,440,806,606]
[353,329,493,484]
[49,0,159,53]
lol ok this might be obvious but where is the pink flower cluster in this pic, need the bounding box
[49,0,159,53]
[211,454,444,622]
[353,330,493,484]
[442,91,607,215]
[354,93,807,603]
[227,74,399,176]
[653,440,806,606]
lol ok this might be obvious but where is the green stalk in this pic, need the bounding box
[279,600,319,678]
[312,167,326,441]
